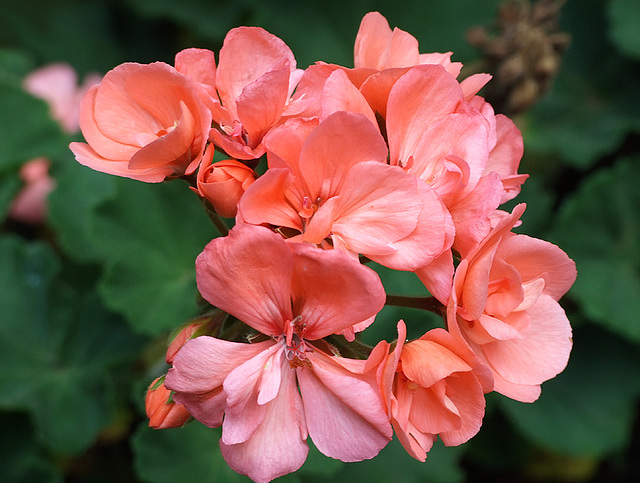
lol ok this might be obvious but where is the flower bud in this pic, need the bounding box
[145,376,191,429]
[196,147,256,218]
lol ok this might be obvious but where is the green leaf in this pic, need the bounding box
[550,156,640,342]
[51,169,219,335]
[608,0,640,60]
[330,438,465,483]
[0,79,67,170]
[133,423,247,483]
[498,325,640,456]
[0,171,21,220]
[0,412,63,483]
[0,235,145,454]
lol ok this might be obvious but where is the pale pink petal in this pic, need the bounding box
[195,224,294,336]
[387,27,420,67]
[24,63,79,133]
[222,343,284,445]
[460,73,492,101]
[299,351,392,461]
[220,362,308,483]
[484,114,526,203]
[165,337,273,427]
[419,52,463,77]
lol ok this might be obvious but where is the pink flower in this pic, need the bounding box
[194,146,256,218]
[10,64,100,224]
[9,158,55,225]
[379,322,493,461]
[23,63,101,134]
[145,376,192,429]
[70,62,212,182]
[176,28,303,160]
[238,111,453,272]
[165,224,392,482]
[447,204,576,402]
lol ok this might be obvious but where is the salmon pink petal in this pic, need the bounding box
[419,52,463,77]
[401,340,473,388]
[482,294,572,389]
[195,224,294,336]
[450,172,504,257]
[216,26,297,116]
[70,142,166,182]
[414,250,455,305]
[289,243,386,340]
[438,373,486,446]
[236,65,291,147]
[321,69,377,127]
[300,351,392,461]
[329,161,422,256]
[128,101,199,174]
[238,167,302,231]
[220,363,308,483]
[298,111,388,201]
[354,12,394,69]
[174,48,217,89]
[408,382,461,435]
[387,27,420,67]
[359,67,411,118]
[387,65,464,166]
[460,74,492,100]
[497,234,577,301]
[368,179,454,271]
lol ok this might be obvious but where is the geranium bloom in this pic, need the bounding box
[379,322,493,461]
[165,224,392,482]
[176,28,304,160]
[447,204,576,402]
[70,62,212,182]
[238,111,453,272]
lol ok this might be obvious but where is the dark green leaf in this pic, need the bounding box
[550,156,640,342]
[499,325,640,456]
[0,236,145,453]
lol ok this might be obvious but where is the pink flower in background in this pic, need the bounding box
[239,111,453,272]
[194,145,256,218]
[9,63,100,224]
[165,224,392,482]
[70,62,212,182]
[379,322,493,461]
[447,204,576,402]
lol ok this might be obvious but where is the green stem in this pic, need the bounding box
[385,294,446,317]
[199,196,230,236]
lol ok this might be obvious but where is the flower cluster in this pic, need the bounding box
[70,12,576,483]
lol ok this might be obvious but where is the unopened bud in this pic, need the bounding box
[145,376,191,429]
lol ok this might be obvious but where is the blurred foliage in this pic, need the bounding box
[1,0,640,482]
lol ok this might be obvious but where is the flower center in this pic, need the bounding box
[283,315,313,368]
